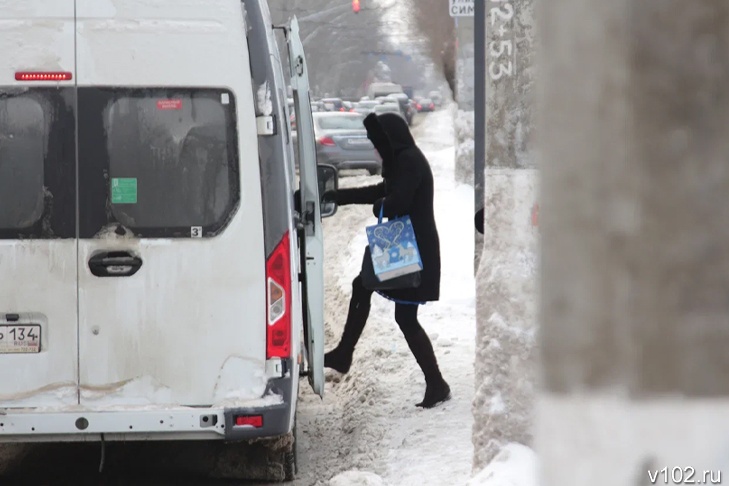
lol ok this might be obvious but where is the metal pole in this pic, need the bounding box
[474,0,486,268]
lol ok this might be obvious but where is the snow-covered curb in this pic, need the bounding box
[329,470,389,485]
[327,443,539,486]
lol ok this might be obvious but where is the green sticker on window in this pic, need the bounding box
[111,178,137,204]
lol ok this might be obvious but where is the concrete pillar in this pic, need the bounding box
[537,1,729,484]
[485,0,535,171]
[472,0,537,472]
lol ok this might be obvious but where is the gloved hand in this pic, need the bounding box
[475,207,484,234]
[294,189,301,214]
[322,190,340,204]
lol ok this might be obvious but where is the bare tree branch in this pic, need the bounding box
[403,0,457,94]
[268,0,437,98]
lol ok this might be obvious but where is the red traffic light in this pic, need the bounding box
[352,0,360,13]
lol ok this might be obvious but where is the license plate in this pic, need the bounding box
[348,139,370,145]
[0,325,41,353]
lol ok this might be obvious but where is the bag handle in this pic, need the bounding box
[378,203,384,224]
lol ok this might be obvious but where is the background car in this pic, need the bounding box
[373,102,406,119]
[384,92,415,125]
[321,97,347,112]
[294,112,381,175]
[354,100,380,115]
[428,90,443,108]
[409,98,419,116]
[416,98,436,113]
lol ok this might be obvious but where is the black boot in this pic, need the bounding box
[395,304,452,408]
[324,347,354,374]
[413,337,451,408]
[416,378,451,408]
[324,276,372,374]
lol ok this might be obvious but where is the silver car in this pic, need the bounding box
[311,112,381,175]
[354,100,380,115]
[373,102,406,119]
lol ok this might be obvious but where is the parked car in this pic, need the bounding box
[409,98,419,116]
[416,98,436,113]
[296,112,381,175]
[428,90,443,107]
[0,1,333,482]
[353,100,380,115]
[367,81,403,100]
[321,97,346,112]
[385,93,415,125]
[374,102,406,119]
[291,100,325,128]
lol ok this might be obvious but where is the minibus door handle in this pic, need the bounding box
[88,251,143,277]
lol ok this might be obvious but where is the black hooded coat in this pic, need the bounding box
[335,113,441,302]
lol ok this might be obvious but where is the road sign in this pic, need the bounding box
[450,0,474,17]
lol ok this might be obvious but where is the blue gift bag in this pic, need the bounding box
[365,206,423,282]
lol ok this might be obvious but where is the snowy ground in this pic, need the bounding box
[466,443,537,486]
[291,109,477,486]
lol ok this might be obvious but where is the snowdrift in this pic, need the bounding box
[467,443,537,486]
[473,169,538,471]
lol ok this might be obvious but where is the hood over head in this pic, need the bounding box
[376,113,416,152]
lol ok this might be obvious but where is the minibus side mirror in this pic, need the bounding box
[317,164,339,218]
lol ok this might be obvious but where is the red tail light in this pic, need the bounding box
[430,103,435,109]
[16,71,72,81]
[416,104,422,110]
[318,136,336,147]
[235,415,263,428]
[266,233,291,359]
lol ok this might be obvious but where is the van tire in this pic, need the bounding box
[283,422,297,482]
[264,422,297,482]
[206,430,294,482]
[368,168,382,176]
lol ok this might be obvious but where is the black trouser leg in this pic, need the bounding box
[324,275,373,373]
[394,304,443,383]
[394,303,451,407]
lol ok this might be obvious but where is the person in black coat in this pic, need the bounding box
[322,113,450,408]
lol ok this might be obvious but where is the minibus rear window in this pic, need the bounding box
[0,97,46,229]
[0,89,76,239]
[78,88,240,238]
